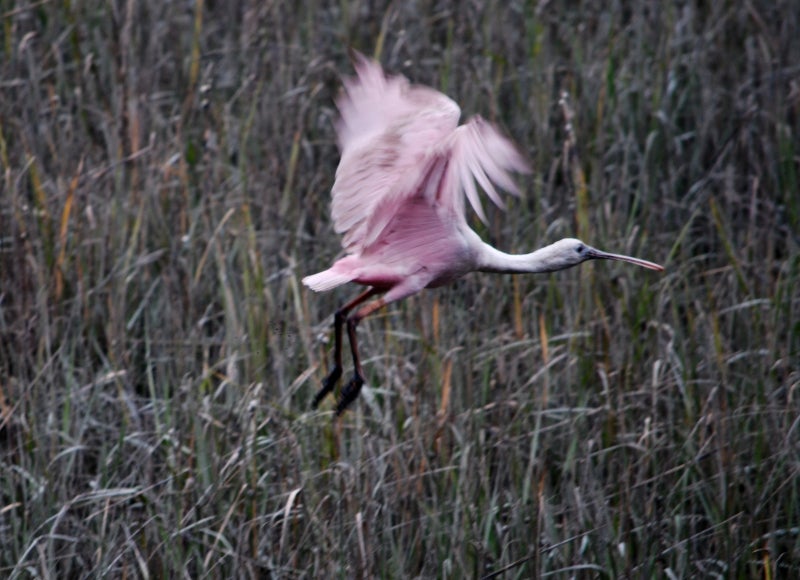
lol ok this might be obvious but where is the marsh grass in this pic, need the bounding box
[1,1,799,577]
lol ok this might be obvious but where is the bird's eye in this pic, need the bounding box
[575,244,585,254]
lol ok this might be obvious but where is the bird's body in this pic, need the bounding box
[305,191,482,292]
[304,53,663,414]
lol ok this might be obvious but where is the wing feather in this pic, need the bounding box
[327,53,529,256]
[330,53,460,252]
[439,117,530,223]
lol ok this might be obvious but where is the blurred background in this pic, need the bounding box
[1,1,798,577]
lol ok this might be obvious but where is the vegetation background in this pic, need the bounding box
[1,0,798,577]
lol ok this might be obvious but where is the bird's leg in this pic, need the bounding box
[312,288,378,409]
[336,297,387,415]
[311,308,345,408]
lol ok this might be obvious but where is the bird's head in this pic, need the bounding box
[549,238,664,271]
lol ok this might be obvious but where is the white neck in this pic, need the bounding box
[476,241,576,274]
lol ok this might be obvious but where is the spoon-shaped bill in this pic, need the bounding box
[587,247,664,271]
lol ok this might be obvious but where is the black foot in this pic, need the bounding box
[312,366,342,408]
[335,374,364,416]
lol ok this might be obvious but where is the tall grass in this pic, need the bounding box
[1,1,798,577]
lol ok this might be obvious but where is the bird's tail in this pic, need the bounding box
[302,268,355,292]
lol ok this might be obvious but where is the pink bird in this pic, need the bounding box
[304,53,664,415]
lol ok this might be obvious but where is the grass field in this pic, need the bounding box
[1,1,799,577]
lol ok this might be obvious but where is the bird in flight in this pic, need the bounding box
[304,52,663,415]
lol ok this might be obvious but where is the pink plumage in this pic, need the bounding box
[304,53,527,295]
[304,53,662,415]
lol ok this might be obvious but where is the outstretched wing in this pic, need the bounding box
[439,116,529,223]
[329,53,529,254]
[331,53,460,252]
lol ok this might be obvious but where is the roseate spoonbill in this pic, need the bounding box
[303,52,663,415]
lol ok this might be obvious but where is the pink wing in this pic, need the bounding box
[331,53,459,252]
[330,53,529,255]
[440,116,529,224]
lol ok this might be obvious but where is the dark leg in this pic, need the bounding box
[310,308,345,408]
[335,297,387,415]
[312,288,378,409]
